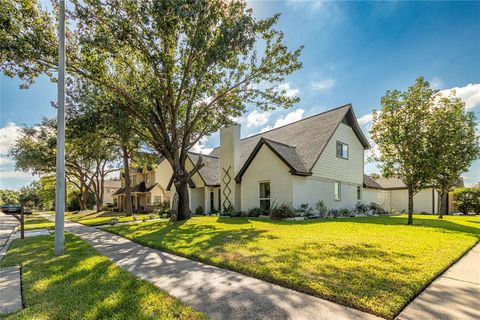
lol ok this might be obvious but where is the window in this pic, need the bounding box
[336,142,349,159]
[131,175,137,185]
[154,196,161,205]
[146,174,150,184]
[259,181,271,210]
[334,181,341,201]
[357,186,361,201]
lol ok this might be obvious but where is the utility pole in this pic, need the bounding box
[54,0,66,256]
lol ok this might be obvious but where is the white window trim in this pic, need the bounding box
[334,181,341,201]
[356,185,362,202]
[259,181,271,209]
[336,141,349,160]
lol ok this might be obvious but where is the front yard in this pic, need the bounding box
[39,210,157,227]
[103,214,480,319]
[0,233,204,319]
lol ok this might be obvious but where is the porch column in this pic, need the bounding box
[204,187,210,214]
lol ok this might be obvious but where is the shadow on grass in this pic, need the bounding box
[0,234,202,320]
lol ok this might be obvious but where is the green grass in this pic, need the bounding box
[0,233,205,320]
[103,214,480,319]
[64,210,158,226]
[23,215,55,230]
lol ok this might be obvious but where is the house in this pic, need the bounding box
[117,103,450,215]
[103,179,122,205]
[166,104,371,213]
[113,162,171,212]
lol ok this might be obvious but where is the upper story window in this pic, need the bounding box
[357,186,361,201]
[336,141,349,159]
[334,181,341,201]
[146,174,150,185]
[259,181,271,210]
[131,175,137,186]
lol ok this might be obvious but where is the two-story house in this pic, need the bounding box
[113,162,171,212]
[163,104,371,213]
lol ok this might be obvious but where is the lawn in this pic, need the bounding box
[24,215,54,230]
[43,210,158,227]
[103,214,480,319]
[0,233,205,320]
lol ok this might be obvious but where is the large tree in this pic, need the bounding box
[370,77,437,225]
[1,0,303,220]
[428,92,479,218]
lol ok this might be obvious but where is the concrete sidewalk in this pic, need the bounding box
[397,243,480,320]
[0,213,18,250]
[48,217,380,320]
[0,266,22,314]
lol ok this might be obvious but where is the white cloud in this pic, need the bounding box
[357,113,374,126]
[286,0,326,13]
[246,110,270,128]
[0,122,21,166]
[439,83,480,110]
[190,137,214,155]
[275,82,299,98]
[261,109,305,132]
[311,78,336,92]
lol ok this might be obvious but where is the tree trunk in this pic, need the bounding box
[407,185,414,225]
[438,190,447,219]
[122,145,133,216]
[174,178,191,221]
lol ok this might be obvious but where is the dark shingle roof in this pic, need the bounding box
[363,174,383,189]
[187,152,220,186]
[211,104,369,173]
[113,182,159,195]
[235,138,310,182]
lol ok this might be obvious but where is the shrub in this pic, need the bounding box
[209,209,219,216]
[327,208,339,218]
[315,200,328,217]
[339,208,351,217]
[110,217,119,225]
[355,202,368,214]
[223,205,239,217]
[270,203,295,219]
[247,207,265,217]
[195,205,204,215]
[454,188,480,214]
[148,214,156,220]
[369,202,380,212]
[296,203,313,217]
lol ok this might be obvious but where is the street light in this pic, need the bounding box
[54,0,66,256]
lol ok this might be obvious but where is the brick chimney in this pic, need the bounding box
[220,124,241,212]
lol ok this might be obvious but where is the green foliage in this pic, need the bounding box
[315,200,328,216]
[453,188,480,214]
[104,215,480,318]
[338,208,351,217]
[0,233,205,319]
[270,203,295,219]
[1,0,303,218]
[0,189,20,206]
[247,207,267,217]
[355,202,369,214]
[194,205,204,216]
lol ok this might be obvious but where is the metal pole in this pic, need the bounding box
[54,0,66,256]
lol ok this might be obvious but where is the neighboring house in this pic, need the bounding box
[103,180,122,204]
[113,163,171,212]
[166,104,371,213]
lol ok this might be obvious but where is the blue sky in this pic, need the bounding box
[1,0,479,189]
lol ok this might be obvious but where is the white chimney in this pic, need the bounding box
[220,124,241,212]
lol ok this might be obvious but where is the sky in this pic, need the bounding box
[1,0,479,189]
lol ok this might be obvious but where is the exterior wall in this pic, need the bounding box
[362,188,391,210]
[292,176,360,210]
[103,180,121,204]
[154,160,174,190]
[311,123,364,185]
[240,145,293,212]
[390,188,436,213]
[189,188,205,212]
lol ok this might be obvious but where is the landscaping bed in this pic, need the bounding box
[0,233,205,319]
[103,214,480,319]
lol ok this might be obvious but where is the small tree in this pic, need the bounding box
[428,92,479,218]
[370,77,437,225]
